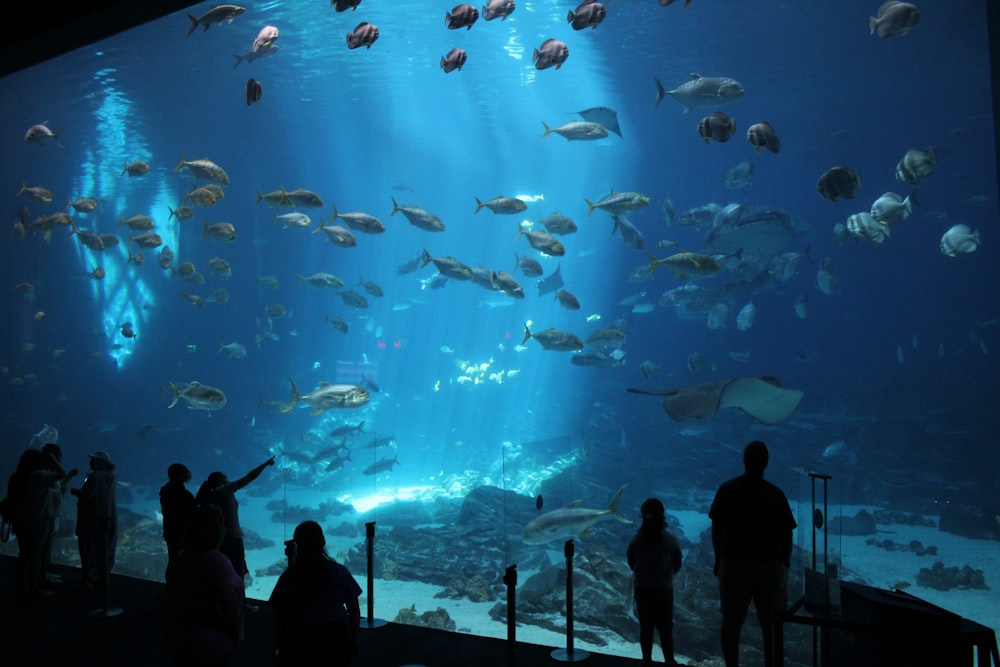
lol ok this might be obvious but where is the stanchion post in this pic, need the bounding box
[504,564,517,667]
[360,521,386,629]
[551,538,588,662]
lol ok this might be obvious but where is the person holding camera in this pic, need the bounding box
[269,520,362,666]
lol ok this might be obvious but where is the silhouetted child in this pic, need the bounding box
[160,463,197,569]
[627,497,684,667]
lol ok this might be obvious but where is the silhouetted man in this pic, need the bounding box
[710,440,796,667]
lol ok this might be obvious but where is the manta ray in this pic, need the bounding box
[628,376,803,425]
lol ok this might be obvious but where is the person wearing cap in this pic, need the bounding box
[70,449,118,591]
[269,520,362,666]
[709,440,796,667]
[627,497,684,667]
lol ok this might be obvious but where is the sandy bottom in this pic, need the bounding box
[123,493,999,664]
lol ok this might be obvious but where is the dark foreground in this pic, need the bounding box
[0,555,644,667]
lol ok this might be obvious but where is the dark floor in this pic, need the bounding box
[0,555,646,667]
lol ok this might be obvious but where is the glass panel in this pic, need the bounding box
[1,2,998,663]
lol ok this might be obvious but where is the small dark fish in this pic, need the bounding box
[347,22,379,49]
[746,121,780,153]
[567,1,605,30]
[697,111,735,143]
[533,38,569,71]
[445,4,479,29]
[535,494,544,510]
[556,289,580,310]
[441,48,467,73]
[137,424,155,438]
[513,253,544,277]
[869,1,920,38]
[813,507,824,530]
[245,78,262,105]
[817,166,861,201]
[122,161,150,177]
[332,0,362,11]
[120,322,137,339]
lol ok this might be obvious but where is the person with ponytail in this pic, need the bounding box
[627,497,684,667]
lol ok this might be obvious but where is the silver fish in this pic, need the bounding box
[656,73,744,112]
[521,484,630,544]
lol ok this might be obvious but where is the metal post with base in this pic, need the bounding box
[504,564,517,667]
[359,521,386,630]
[551,539,588,663]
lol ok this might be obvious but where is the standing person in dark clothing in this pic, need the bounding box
[160,463,197,569]
[40,443,77,582]
[7,447,66,601]
[195,456,275,587]
[269,520,362,667]
[709,440,796,667]
[71,450,118,591]
[627,497,684,667]
[166,504,244,666]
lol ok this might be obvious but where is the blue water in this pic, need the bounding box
[1,0,998,650]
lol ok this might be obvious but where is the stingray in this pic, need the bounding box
[628,376,803,425]
[536,264,564,296]
[575,107,621,137]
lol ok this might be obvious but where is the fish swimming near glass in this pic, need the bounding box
[521,483,631,544]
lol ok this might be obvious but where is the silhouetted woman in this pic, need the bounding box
[269,520,362,666]
[627,497,684,667]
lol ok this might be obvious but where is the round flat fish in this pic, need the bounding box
[245,78,262,105]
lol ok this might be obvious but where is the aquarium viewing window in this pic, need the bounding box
[1,1,999,663]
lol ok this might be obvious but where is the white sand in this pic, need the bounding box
[125,492,1000,663]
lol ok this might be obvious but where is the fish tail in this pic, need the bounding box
[121,163,127,176]
[255,190,264,205]
[541,121,552,140]
[584,198,595,217]
[869,16,877,36]
[521,324,532,346]
[217,341,224,354]
[175,152,185,172]
[390,196,400,216]
[608,483,631,523]
[646,251,659,275]
[654,78,666,107]
[420,249,432,268]
[444,11,452,26]
[168,382,179,408]
[186,14,199,37]
[474,197,484,213]
[512,252,520,273]
[281,378,300,414]
[312,217,325,233]
[331,203,340,221]
[566,10,575,23]
[203,222,210,238]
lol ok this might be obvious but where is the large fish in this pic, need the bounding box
[541,120,607,141]
[391,197,446,232]
[168,381,227,410]
[521,484,631,544]
[647,251,721,278]
[521,324,584,351]
[584,191,650,216]
[176,153,230,185]
[284,378,370,415]
[656,73,744,112]
[475,196,527,214]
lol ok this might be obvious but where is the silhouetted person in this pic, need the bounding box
[7,447,66,601]
[160,463,197,569]
[710,440,796,667]
[166,504,244,666]
[269,520,362,667]
[70,450,117,591]
[196,456,275,588]
[627,497,684,667]
[41,443,77,582]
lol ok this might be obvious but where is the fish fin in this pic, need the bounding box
[608,483,632,523]
[567,500,583,508]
